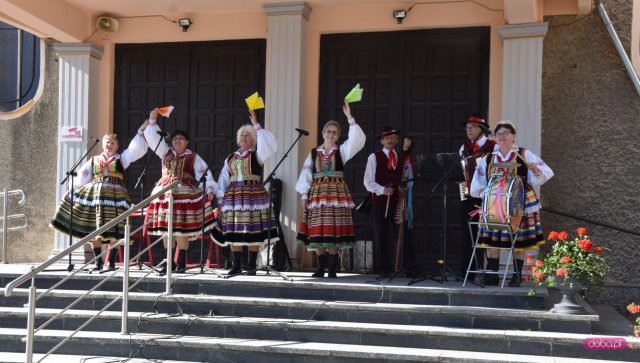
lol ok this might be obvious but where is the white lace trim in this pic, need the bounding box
[72,198,130,208]
[308,201,355,209]
[220,203,270,212]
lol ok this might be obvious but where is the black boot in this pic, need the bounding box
[508,259,524,287]
[246,251,258,276]
[484,258,500,286]
[228,251,243,275]
[311,254,327,278]
[157,248,176,275]
[175,249,187,273]
[107,247,118,271]
[92,247,103,271]
[327,254,339,278]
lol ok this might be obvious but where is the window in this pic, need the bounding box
[0,21,41,113]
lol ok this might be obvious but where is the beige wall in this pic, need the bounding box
[0,39,59,262]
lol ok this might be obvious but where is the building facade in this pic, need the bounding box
[0,0,638,305]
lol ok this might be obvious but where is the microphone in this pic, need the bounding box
[295,128,309,136]
[157,130,169,137]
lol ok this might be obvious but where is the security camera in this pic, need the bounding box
[393,10,406,24]
[178,18,192,32]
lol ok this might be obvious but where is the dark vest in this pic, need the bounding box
[226,150,263,182]
[462,139,496,192]
[158,150,196,187]
[372,150,403,206]
[310,147,344,175]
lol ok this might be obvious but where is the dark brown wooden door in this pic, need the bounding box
[319,28,489,273]
[115,40,266,201]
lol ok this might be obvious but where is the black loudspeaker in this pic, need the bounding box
[269,179,292,271]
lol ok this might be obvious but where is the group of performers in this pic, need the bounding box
[50,100,553,286]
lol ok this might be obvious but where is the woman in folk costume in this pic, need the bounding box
[295,100,366,278]
[470,121,554,286]
[51,121,149,271]
[144,109,217,274]
[211,109,278,276]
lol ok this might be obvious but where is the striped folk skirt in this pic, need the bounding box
[211,180,278,247]
[478,190,545,250]
[296,177,356,250]
[146,182,215,240]
[50,179,131,243]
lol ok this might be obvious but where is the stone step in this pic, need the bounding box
[0,288,597,333]
[0,328,630,363]
[0,307,636,361]
[0,352,200,363]
[0,270,546,309]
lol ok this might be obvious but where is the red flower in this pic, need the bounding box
[524,274,530,282]
[628,303,640,314]
[556,268,567,277]
[548,231,559,240]
[526,255,534,264]
[594,247,603,254]
[558,231,569,240]
[580,240,593,252]
[535,260,544,267]
[576,227,588,236]
[560,256,571,264]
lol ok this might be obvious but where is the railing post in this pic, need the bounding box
[121,217,131,334]
[2,188,8,264]
[166,190,174,294]
[25,276,36,363]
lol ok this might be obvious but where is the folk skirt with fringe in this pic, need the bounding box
[50,178,131,243]
[145,182,215,240]
[211,180,278,247]
[296,177,356,250]
[477,190,545,250]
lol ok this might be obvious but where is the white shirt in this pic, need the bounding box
[295,118,366,199]
[144,122,217,195]
[216,123,278,200]
[470,144,554,198]
[363,148,398,196]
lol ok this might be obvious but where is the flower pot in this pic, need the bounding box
[549,277,587,314]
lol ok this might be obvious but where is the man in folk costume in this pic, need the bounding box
[458,113,495,281]
[364,126,404,275]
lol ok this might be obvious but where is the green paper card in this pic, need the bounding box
[345,83,363,103]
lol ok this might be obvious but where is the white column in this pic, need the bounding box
[499,22,548,156]
[263,2,311,264]
[52,43,103,257]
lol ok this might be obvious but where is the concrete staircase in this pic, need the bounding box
[0,266,637,362]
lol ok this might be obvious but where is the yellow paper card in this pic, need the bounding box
[344,83,363,103]
[245,92,265,110]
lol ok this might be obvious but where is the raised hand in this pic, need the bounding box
[149,109,158,120]
[249,109,257,125]
[342,99,353,119]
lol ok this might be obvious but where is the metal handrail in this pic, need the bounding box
[1,188,28,264]
[4,180,178,297]
[4,181,178,363]
[597,0,640,97]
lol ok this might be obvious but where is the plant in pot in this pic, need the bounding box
[528,227,609,314]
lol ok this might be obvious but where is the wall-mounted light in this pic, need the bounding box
[178,18,192,32]
[393,10,406,24]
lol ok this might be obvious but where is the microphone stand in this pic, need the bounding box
[190,164,225,278]
[226,130,306,281]
[60,137,100,272]
[426,153,480,285]
[134,132,165,271]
